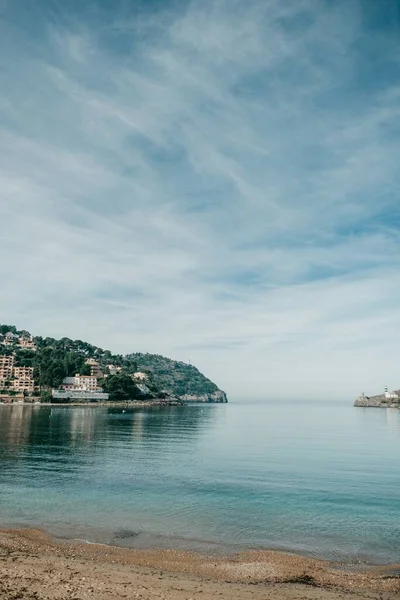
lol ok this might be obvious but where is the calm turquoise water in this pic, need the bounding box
[0,401,399,563]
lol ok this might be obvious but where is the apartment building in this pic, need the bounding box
[0,354,14,388]
[12,366,35,393]
[85,359,103,378]
[0,356,35,393]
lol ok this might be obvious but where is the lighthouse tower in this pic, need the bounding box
[384,385,399,400]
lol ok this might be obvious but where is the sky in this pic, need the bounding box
[0,0,399,400]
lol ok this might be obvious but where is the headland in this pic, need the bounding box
[354,388,400,408]
[0,324,228,405]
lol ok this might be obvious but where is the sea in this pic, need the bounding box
[0,400,399,564]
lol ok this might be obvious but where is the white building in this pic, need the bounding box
[384,385,399,400]
[1,333,16,347]
[61,374,102,392]
[133,371,148,381]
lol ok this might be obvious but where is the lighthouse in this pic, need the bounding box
[384,386,399,400]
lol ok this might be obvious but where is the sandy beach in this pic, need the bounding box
[0,528,399,600]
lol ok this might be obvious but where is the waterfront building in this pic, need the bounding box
[56,372,108,400]
[52,389,109,401]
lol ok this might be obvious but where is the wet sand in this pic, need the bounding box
[0,528,399,600]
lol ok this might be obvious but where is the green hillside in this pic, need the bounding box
[128,353,224,398]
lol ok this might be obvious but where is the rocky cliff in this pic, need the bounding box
[179,391,228,403]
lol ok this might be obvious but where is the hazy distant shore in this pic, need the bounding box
[0,528,399,599]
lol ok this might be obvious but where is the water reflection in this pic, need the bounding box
[0,404,216,461]
[384,407,400,432]
[354,405,400,436]
[0,405,34,455]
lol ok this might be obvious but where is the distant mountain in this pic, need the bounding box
[0,324,227,403]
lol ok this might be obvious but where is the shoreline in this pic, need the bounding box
[0,400,185,408]
[0,527,399,599]
[2,519,397,565]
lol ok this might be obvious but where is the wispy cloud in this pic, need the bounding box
[1,0,399,398]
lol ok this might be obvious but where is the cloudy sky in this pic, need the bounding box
[0,0,399,400]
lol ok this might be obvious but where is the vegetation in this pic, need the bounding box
[0,325,17,335]
[127,353,219,397]
[102,374,144,401]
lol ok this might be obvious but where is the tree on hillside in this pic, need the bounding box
[0,324,17,335]
[14,349,36,367]
[63,351,85,377]
[102,374,143,401]
[80,363,91,376]
[33,347,84,390]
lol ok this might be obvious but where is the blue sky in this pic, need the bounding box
[1,0,399,399]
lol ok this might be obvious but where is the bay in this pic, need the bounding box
[0,401,399,563]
